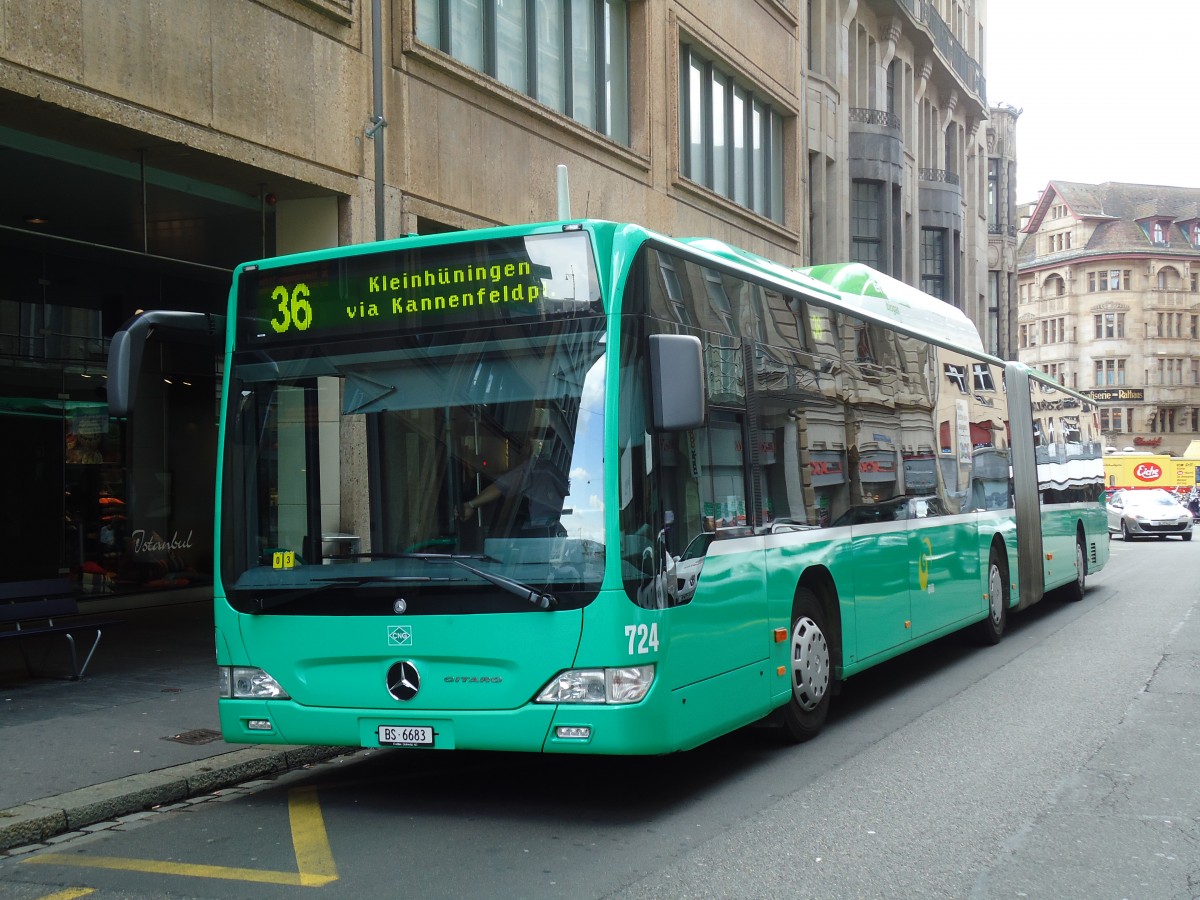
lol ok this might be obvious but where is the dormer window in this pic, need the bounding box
[1153,222,1164,243]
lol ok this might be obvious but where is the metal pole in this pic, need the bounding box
[556,165,571,219]
[370,0,386,241]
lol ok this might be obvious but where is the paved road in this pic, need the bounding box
[2,537,1196,899]
[613,536,1199,899]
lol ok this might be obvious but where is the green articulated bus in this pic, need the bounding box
[108,220,1109,754]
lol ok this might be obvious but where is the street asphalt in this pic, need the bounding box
[0,589,349,853]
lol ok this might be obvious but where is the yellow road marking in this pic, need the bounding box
[36,890,95,900]
[23,787,338,888]
[289,786,339,886]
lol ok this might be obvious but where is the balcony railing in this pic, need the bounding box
[919,168,960,186]
[849,107,900,129]
[897,0,986,103]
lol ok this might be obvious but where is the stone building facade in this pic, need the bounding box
[985,103,1020,359]
[0,0,990,598]
[1017,181,1200,456]
[807,0,989,335]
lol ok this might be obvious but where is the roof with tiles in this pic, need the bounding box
[1019,181,1200,268]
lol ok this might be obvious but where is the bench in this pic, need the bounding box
[0,578,121,680]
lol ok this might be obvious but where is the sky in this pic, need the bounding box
[986,0,1200,204]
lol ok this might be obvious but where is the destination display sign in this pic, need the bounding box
[237,231,598,344]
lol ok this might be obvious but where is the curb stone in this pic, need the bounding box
[0,745,351,853]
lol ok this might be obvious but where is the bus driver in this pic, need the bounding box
[460,410,568,537]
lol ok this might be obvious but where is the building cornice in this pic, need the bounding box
[1018,248,1200,274]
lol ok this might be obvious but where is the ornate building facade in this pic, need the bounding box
[985,104,1020,359]
[1017,181,1200,455]
[806,0,990,334]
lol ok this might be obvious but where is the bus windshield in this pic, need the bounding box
[221,234,607,616]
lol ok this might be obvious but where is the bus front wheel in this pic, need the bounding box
[780,589,832,743]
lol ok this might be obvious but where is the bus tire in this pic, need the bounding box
[780,589,832,743]
[977,545,1008,645]
[1062,534,1087,603]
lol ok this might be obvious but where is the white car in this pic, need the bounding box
[1106,489,1194,541]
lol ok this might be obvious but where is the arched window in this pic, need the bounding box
[1157,266,1182,290]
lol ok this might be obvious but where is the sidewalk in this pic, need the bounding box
[0,590,345,852]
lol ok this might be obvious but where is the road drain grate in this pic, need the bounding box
[163,728,223,745]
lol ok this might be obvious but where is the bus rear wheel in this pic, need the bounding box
[977,546,1008,645]
[780,589,832,743]
[1062,534,1086,602]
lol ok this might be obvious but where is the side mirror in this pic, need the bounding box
[107,311,221,417]
[648,334,705,430]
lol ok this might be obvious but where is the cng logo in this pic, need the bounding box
[387,625,412,646]
[1134,463,1162,482]
[918,537,933,591]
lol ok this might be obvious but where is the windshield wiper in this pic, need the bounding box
[246,553,556,612]
[426,556,558,610]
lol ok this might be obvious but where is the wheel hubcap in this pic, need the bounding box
[1075,542,1085,590]
[989,563,1004,626]
[791,616,829,712]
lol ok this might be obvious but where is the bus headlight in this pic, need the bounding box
[535,665,655,704]
[218,666,291,700]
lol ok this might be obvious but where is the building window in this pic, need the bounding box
[680,42,785,222]
[972,363,996,391]
[1158,357,1185,385]
[1094,358,1126,386]
[987,159,999,228]
[886,59,897,118]
[1100,408,1127,433]
[851,181,881,269]
[944,363,969,393]
[1040,317,1067,344]
[1040,363,1065,384]
[416,0,630,145]
[920,228,946,299]
[1157,312,1185,338]
[1094,312,1125,339]
[1091,269,1130,292]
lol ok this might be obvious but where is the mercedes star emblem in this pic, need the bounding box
[386,660,421,701]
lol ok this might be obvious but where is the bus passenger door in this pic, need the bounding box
[655,414,769,689]
[906,497,980,637]
[839,500,912,661]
